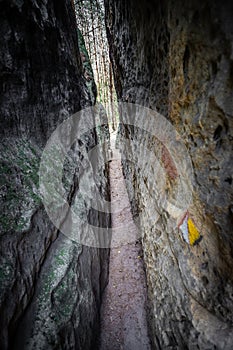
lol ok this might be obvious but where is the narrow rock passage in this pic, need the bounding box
[99,133,151,350]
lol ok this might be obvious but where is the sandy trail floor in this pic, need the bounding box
[99,133,151,350]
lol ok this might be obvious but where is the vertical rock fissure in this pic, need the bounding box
[74,3,153,347]
[1,0,233,349]
[98,132,151,350]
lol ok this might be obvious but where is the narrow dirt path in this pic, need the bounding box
[99,133,151,350]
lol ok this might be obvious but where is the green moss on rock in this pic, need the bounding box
[0,138,41,233]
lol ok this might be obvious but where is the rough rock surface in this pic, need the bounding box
[0,1,109,349]
[105,0,233,349]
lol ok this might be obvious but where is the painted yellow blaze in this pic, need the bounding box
[178,212,202,246]
[187,217,200,246]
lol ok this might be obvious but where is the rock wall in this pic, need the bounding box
[0,1,109,349]
[105,0,233,349]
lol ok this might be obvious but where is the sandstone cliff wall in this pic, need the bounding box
[0,1,109,349]
[105,0,233,348]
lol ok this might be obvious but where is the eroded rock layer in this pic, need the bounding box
[0,1,109,349]
[105,0,233,348]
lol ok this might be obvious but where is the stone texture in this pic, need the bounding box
[0,1,109,349]
[105,0,233,348]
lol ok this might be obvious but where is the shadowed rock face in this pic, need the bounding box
[0,0,96,143]
[105,0,233,348]
[0,1,109,349]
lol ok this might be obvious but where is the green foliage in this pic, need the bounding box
[77,28,93,74]
[75,0,119,130]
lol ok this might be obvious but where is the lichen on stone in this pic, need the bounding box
[0,138,41,233]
